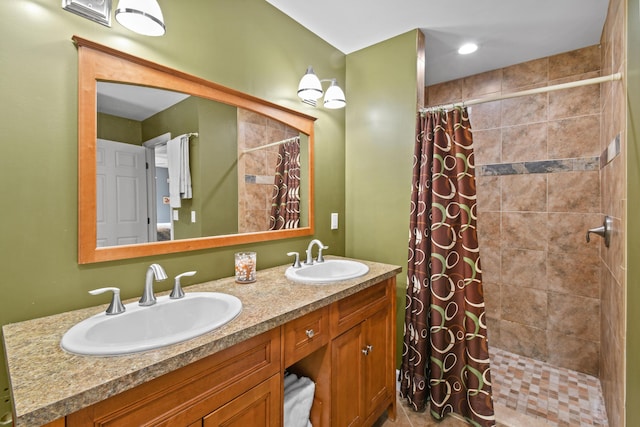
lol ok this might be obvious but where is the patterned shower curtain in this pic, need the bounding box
[269,138,301,230]
[400,108,495,427]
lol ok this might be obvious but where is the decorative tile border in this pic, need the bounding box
[245,174,273,184]
[478,157,600,177]
[600,134,620,168]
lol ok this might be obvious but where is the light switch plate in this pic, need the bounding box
[331,213,339,230]
[62,0,112,27]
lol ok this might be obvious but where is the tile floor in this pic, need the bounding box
[379,348,608,427]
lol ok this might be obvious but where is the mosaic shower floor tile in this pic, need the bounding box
[381,348,608,426]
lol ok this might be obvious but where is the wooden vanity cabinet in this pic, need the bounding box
[330,279,396,426]
[59,276,396,427]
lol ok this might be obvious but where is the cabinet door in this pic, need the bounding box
[203,374,281,427]
[331,323,365,427]
[363,307,391,417]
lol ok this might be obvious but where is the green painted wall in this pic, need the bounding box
[344,30,420,368]
[0,0,346,415]
[97,113,141,143]
[627,0,640,421]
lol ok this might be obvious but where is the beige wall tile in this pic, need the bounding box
[501,286,548,327]
[547,115,601,159]
[476,176,501,211]
[501,93,547,127]
[548,45,601,80]
[502,122,548,163]
[549,83,600,120]
[501,248,546,290]
[548,293,600,342]
[427,79,462,105]
[469,100,501,130]
[462,69,502,98]
[547,212,601,256]
[480,246,501,284]
[499,320,548,361]
[548,171,600,213]
[502,57,548,90]
[472,129,502,165]
[502,174,547,212]
[478,211,501,244]
[482,282,501,320]
[546,331,599,375]
[501,212,548,251]
[547,252,600,298]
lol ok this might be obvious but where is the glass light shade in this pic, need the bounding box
[297,66,323,100]
[323,80,346,109]
[115,0,166,36]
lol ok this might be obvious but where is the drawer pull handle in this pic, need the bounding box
[362,345,373,355]
[305,329,315,338]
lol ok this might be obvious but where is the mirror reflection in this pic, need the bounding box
[75,36,315,263]
[96,83,308,248]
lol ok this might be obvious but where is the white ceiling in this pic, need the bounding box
[97,82,189,121]
[266,0,610,85]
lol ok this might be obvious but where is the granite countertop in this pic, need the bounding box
[2,257,401,427]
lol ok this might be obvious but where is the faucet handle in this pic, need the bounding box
[89,287,126,315]
[287,252,302,268]
[317,245,329,263]
[170,271,197,299]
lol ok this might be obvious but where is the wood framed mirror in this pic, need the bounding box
[75,36,316,264]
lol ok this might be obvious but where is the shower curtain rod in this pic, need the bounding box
[420,72,623,113]
[242,136,299,154]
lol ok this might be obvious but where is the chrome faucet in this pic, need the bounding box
[139,263,168,306]
[305,239,328,265]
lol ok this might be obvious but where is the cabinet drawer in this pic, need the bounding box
[331,280,391,336]
[283,306,330,366]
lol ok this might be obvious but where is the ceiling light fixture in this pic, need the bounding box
[297,66,346,109]
[115,0,166,36]
[458,43,478,55]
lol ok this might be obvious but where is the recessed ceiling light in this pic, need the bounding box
[458,43,478,55]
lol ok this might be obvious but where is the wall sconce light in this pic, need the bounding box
[297,66,346,109]
[115,0,166,36]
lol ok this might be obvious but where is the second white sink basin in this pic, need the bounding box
[286,259,369,284]
[61,292,242,356]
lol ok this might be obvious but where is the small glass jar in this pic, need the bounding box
[235,252,256,283]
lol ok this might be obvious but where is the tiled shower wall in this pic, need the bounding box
[426,45,603,375]
[237,109,298,232]
[598,0,626,425]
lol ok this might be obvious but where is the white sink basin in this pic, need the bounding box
[285,259,369,284]
[61,292,242,356]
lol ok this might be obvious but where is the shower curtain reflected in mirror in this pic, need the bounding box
[400,107,495,427]
[269,137,301,230]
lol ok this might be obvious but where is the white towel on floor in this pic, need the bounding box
[284,375,315,427]
[167,134,192,208]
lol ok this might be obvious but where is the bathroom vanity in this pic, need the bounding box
[2,257,401,426]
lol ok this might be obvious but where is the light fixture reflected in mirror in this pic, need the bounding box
[115,0,166,36]
[297,66,346,109]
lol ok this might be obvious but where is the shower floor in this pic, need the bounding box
[490,347,608,426]
[380,348,608,427]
